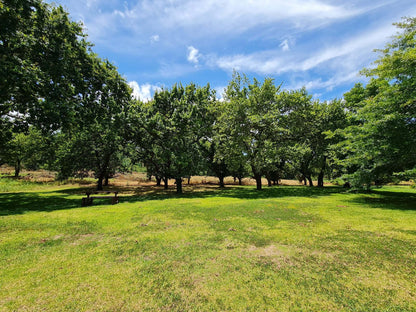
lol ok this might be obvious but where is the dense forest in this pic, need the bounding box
[1,0,415,193]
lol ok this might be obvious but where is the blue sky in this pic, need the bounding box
[53,0,416,101]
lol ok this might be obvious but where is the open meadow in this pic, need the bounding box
[1,173,416,311]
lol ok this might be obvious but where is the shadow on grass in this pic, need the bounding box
[1,184,414,216]
[350,189,416,211]
[123,185,345,201]
[1,184,344,216]
[0,192,81,216]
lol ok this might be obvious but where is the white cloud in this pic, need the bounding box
[288,71,361,92]
[280,39,290,52]
[210,22,398,93]
[55,0,414,99]
[66,0,381,48]
[150,35,160,43]
[214,23,395,75]
[128,81,160,102]
[187,46,200,64]
[213,85,227,101]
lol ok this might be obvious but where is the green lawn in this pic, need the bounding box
[1,181,415,311]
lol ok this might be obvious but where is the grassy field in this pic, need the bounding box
[1,176,416,311]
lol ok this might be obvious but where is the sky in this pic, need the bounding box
[52,0,416,101]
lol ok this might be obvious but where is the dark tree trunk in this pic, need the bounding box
[163,177,168,189]
[97,176,104,190]
[187,176,191,184]
[104,175,109,186]
[317,156,326,187]
[255,174,262,190]
[156,176,162,186]
[14,159,21,177]
[267,178,272,187]
[238,177,242,185]
[303,177,307,185]
[317,171,324,187]
[219,176,225,188]
[307,176,313,187]
[176,178,182,194]
[233,177,236,183]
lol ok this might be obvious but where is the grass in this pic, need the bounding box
[1,177,416,311]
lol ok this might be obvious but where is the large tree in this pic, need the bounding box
[1,0,90,132]
[215,72,283,190]
[133,83,215,193]
[55,57,133,190]
[338,18,416,188]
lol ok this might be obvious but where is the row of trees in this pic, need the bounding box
[1,0,415,192]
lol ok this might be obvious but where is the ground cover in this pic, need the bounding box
[1,179,415,311]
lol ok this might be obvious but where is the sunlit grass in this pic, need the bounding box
[1,182,415,311]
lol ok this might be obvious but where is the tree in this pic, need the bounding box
[1,127,47,177]
[132,83,216,193]
[55,56,133,190]
[215,72,283,190]
[337,17,416,188]
[1,0,91,132]
[278,88,315,186]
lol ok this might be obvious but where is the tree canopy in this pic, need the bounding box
[1,1,415,192]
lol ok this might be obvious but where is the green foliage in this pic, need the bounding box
[215,72,284,190]
[54,57,133,189]
[337,18,416,189]
[132,83,216,193]
[0,0,91,132]
[0,127,48,176]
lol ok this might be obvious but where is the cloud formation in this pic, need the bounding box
[128,81,160,102]
[56,0,416,99]
[280,40,290,52]
[187,46,200,64]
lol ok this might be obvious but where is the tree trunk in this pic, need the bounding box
[156,176,162,186]
[97,176,104,190]
[267,178,272,187]
[238,177,242,185]
[187,176,191,184]
[317,171,324,187]
[14,159,21,177]
[104,175,109,186]
[303,177,307,185]
[219,176,225,188]
[163,177,168,189]
[318,156,326,187]
[307,176,313,187]
[255,174,262,190]
[176,178,183,194]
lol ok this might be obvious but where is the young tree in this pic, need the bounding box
[1,127,47,177]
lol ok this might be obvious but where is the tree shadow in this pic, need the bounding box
[112,184,346,203]
[0,192,81,216]
[349,189,416,211]
[1,184,346,216]
[3,184,413,216]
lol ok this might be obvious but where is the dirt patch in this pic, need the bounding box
[247,244,296,269]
